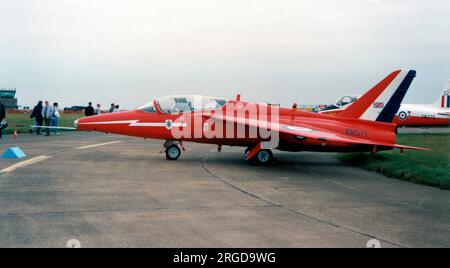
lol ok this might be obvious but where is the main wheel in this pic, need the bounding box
[254,149,273,165]
[165,144,181,160]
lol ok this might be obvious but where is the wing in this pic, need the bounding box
[277,123,427,150]
[210,115,428,151]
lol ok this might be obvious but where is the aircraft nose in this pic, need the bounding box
[74,119,79,129]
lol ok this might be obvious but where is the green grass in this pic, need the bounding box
[2,112,83,134]
[338,133,450,190]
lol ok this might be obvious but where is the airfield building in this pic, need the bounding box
[0,88,19,109]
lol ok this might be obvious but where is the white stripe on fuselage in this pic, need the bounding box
[79,120,137,125]
[79,120,187,127]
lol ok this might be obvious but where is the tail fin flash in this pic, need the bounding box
[436,79,450,108]
[338,70,416,123]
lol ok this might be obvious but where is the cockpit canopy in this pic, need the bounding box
[321,95,360,111]
[138,95,228,114]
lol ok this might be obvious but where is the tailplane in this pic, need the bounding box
[434,79,450,108]
[338,70,416,123]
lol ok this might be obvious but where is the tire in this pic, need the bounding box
[165,144,181,160]
[254,149,273,165]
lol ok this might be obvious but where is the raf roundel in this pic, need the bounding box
[165,120,173,130]
[398,111,408,121]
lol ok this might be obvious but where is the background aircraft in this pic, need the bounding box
[76,70,425,164]
[320,80,450,127]
[319,95,361,113]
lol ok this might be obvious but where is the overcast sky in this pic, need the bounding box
[0,0,449,109]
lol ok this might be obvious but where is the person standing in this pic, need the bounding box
[109,103,115,113]
[42,100,53,136]
[30,101,44,135]
[0,102,5,139]
[51,102,60,135]
[85,102,95,117]
[95,103,102,115]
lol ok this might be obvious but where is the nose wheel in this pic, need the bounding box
[161,140,183,160]
[166,145,181,160]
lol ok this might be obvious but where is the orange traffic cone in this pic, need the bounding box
[13,128,17,140]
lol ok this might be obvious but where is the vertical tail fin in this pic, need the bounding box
[434,79,450,108]
[338,70,416,123]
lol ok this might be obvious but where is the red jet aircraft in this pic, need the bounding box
[76,69,426,164]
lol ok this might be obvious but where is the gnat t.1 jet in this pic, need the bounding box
[75,70,426,164]
[321,80,450,127]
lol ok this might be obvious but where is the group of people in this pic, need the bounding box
[0,101,122,139]
[30,101,60,136]
[84,102,120,117]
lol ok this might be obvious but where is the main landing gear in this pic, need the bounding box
[254,149,274,165]
[245,145,274,165]
[162,140,185,160]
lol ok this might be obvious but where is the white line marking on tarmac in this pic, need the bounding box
[76,141,123,150]
[0,155,52,175]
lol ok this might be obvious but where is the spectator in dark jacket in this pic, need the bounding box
[0,102,4,120]
[31,101,44,135]
[109,103,115,113]
[84,102,95,117]
[0,102,5,139]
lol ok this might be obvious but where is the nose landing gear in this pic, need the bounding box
[166,144,181,160]
[161,140,184,160]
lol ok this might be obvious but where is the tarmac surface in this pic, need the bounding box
[0,131,449,248]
